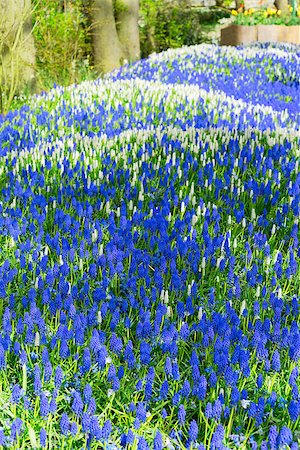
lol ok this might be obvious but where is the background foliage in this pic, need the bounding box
[139,0,230,58]
[32,0,93,90]
[2,0,229,112]
[31,0,229,89]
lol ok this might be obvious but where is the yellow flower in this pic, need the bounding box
[277,9,281,15]
[244,10,248,15]
[264,11,268,17]
[231,9,238,15]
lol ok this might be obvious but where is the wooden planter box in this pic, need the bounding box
[221,24,257,45]
[221,24,300,45]
[257,25,300,44]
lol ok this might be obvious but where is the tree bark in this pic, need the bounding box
[115,0,140,63]
[92,0,123,74]
[274,0,290,14]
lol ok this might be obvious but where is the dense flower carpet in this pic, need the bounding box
[0,43,299,449]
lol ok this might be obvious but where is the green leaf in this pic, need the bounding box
[28,425,37,449]
[22,363,27,393]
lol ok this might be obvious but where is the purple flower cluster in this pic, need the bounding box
[0,42,299,448]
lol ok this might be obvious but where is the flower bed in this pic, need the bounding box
[0,43,299,449]
[221,7,300,45]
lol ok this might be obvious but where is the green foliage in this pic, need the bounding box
[3,0,232,112]
[114,0,129,15]
[32,0,94,90]
[139,0,230,58]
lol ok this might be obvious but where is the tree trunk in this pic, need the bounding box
[274,0,290,14]
[115,0,140,63]
[0,0,36,91]
[92,0,123,74]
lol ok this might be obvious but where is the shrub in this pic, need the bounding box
[32,0,92,90]
[139,0,230,57]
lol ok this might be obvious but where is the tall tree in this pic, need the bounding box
[92,0,140,74]
[115,0,140,63]
[274,0,290,14]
